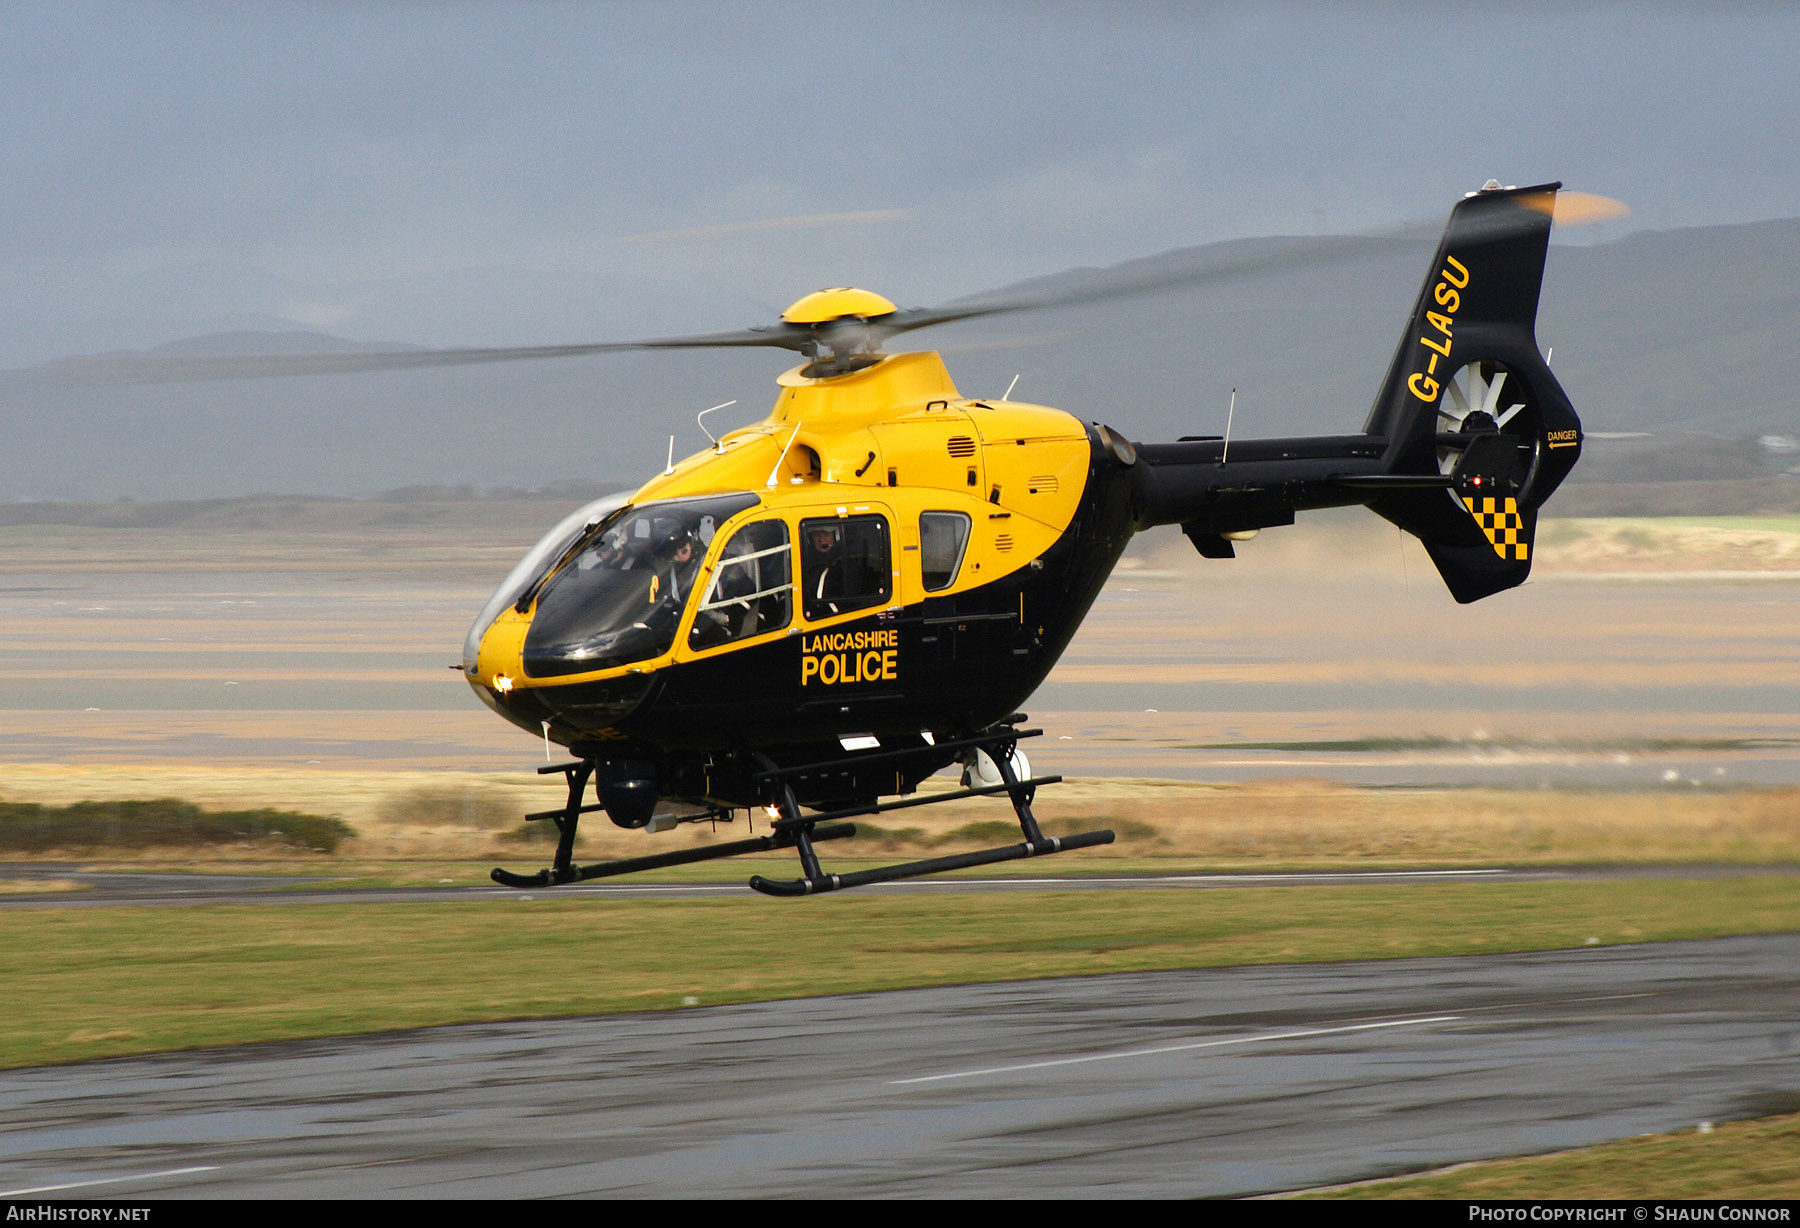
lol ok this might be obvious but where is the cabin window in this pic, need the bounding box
[919,511,972,592]
[462,491,628,672]
[689,519,792,650]
[521,491,756,677]
[799,515,890,621]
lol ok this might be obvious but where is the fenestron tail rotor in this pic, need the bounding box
[1437,361,1527,475]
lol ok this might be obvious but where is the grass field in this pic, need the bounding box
[1308,1111,1800,1199]
[4,875,1799,1070]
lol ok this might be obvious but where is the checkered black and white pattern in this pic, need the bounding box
[1461,495,1529,561]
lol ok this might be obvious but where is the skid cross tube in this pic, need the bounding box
[490,716,1113,894]
[491,822,857,888]
[524,802,606,822]
[749,724,1111,897]
[770,776,1063,829]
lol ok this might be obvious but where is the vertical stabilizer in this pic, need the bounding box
[1363,182,1583,603]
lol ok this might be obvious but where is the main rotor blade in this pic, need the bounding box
[877,231,1424,342]
[36,325,811,386]
[877,189,1625,341]
[36,187,1626,386]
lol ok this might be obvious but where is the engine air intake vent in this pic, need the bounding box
[947,436,977,458]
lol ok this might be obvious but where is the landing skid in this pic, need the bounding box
[488,717,1114,895]
[490,823,858,888]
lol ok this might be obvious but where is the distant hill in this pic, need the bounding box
[4,218,1795,502]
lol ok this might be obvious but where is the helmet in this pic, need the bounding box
[658,527,698,560]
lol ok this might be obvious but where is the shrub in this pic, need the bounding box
[0,800,353,852]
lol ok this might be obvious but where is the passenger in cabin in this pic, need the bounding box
[803,520,886,619]
[804,524,849,617]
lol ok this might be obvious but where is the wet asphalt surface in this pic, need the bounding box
[0,924,1795,1198]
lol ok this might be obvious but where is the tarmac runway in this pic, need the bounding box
[2,933,1795,1198]
[3,863,1793,908]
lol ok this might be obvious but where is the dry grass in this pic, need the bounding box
[1536,515,1800,574]
[1024,776,1800,867]
[1,763,1796,869]
[0,764,541,861]
[0,877,87,895]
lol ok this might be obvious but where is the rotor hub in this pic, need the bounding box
[780,287,897,324]
[781,289,900,377]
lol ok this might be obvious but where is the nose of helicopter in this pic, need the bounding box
[464,612,544,735]
[464,609,662,745]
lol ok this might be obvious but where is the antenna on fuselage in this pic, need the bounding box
[766,421,803,488]
[1003,374,1020,401]
[697,400,738,454]
[1220,387,1237,467]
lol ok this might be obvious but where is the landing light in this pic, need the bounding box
[494,675,514,694]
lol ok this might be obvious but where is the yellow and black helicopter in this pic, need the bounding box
[95,182,1588,894]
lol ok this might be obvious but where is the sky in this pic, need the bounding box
[4,1,1798,372]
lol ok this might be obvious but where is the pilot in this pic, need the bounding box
[645,527,703,628]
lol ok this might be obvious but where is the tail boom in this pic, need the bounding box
[1125,182,1582,599]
